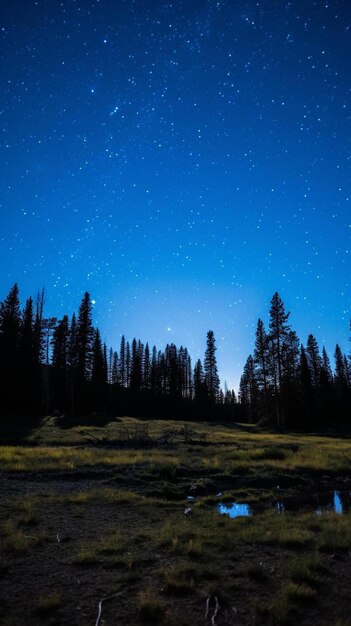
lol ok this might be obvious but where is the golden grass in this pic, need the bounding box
[1,416,351,478]
[0,445,180,472]
[75,528,125,564]
[137,588,165,624]
[1,434,350,476]
[2,520,45,551]
[162,561,197,593]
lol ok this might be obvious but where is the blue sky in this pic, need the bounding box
[1,0,350,389]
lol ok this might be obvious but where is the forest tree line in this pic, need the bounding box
[0,284,350,430]
[239,292,351,430]
[0,284,236,421]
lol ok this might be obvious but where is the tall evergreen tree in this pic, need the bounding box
[67,313,78,413]
[254,318,270,416]
[126,341,131,387]
[298,345,314,429]
[19,297,36,411]
[151,345,158,394]
[306,334,322,388]
[193,358,207,411]
[119,335,126,386]
[52,315,69,411]
[112,351,118,385]
[321,346,332,383]
[76,292,94,383]
[0,284,21,412]
[204,330,220,407]
[239,355,259,422]
[144,342,150,391]
[268,292,291,429]
[91,328,106,409]
[130,338,142,393]
[334,344,346,388]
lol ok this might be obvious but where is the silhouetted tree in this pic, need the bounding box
[19,297,36,412]
[52,315,69,411]
[298,345,314,429]
[239,355,258,422]
[204,330,220,409]
[119,335,126,387]
[318,346,334,427]
[76,292,94,383]
[144,342,150,391]
[91,329,107,410]
[0,284,21,413]
[112,351,118,385]
[193,358,208,415]
[254,318,270,417]
[268,292,291,429]
[306,334,322,389]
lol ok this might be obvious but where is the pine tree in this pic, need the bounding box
[283,330,300,384]
[343,355,350,387]
[112,351,118,384]
[126,341,131,387]
[165,343,181,397]
[334,344,346,388]
[318,346,333,427]
[306,334,322,388]
[108,347,113,384]
[299,345,314,429]
[130,338,142,393]
[186,350,193,399]
[268,292,291,429]
[91,328,106,409]
[320,346,332,383]
[204,330,220,408]
[67,313,78,413]
[193,358,207,412]
[19,297,36,411]
[52,315,69,411]
[33,288,45,366]
[254,318,270,415]
[119,335,126,387]
[76,292,94,383]
[239,355,259,422]
[144,343,150,391]
[151,345,158,394]
[0,284,21,412]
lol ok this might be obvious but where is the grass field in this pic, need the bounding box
[0,415,351,625]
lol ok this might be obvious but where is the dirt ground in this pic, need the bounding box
[1,459,351,626]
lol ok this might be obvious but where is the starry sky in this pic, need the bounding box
[1,0,350,389]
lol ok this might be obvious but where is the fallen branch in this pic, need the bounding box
[95,591,124,626]
[211,596,220,626]
[56,532,60,543]
[205,595,210,620]
[205,595,220,626]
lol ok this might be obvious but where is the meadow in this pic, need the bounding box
[0,416,351,625]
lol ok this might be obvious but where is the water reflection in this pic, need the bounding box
[274,490,351,515]
[217,502,251,518]
[218,491,351,518]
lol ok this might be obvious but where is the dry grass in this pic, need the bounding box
[2,520,45,551]
[35,592,61,613]
[138,588,165,624]
[75,528,125,564]
[2,416,351,476]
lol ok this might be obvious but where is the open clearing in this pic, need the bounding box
[1,416,351,625]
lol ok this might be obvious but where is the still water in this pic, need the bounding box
[217,491,351,518]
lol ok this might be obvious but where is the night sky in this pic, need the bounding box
[1,0,350,389]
